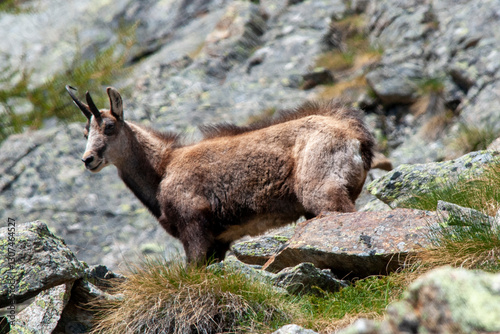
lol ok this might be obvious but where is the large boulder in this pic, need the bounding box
[262,209,435,278]
[338,267,500,334]
[368,150,500,209]
[0,0,218,87]
[0,221,86,308]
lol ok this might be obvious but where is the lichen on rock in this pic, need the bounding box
[0,221,86,308]
[368,150,500,209]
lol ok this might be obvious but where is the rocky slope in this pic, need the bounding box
[1,0,500,272]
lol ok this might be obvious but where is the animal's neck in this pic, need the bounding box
[115,122,173,218]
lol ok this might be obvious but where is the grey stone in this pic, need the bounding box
[208,255,277,286]
[364,0,500,165]
[368,150,500,209]
[231,225,295,265]
[272,324,319,334]
[10,282,72,334]
[460,79,500,134]
[273,262,345,295]
[366,62,424,105]
[54,278,123,334]
[436,200,494,226]
[210,257,345,296]
[338,267,500,334]
[0,221,86,308]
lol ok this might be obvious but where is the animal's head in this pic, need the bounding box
[66,85,126,173]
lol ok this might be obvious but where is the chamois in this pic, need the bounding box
[66,85,374,263]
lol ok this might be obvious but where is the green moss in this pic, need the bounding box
[272,236,289,242]
[0,0,31,13]
[35,298,46,308]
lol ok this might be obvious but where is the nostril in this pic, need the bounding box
[82,156,94,165]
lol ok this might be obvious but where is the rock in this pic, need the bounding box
[338,267,500,334]
[208,255,280,292]
[488,137,500,151]
[274,262,345,295]
[84,264,126,289]
[355,168,393,212]
[437,200,494,225]
[366,62,424,105]
[231,225,295,265]
[301,67,334,90]
[55,278,123,334]
[10,282,72,334]
[0,0,221,88]
[202,1,267,64]
[272,324,319,334]
[263,209,434,278]
[364,0,500,165]
[211,256,345,296]
[368,150,500,209]
[0,221,86,308]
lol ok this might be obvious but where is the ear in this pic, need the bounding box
[107,87,123,121]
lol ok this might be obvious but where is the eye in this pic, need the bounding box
[104,122,115,135]
[83,128,89,139]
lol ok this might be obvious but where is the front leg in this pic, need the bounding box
[180,218,216,263]
[180,218,232,263]
[158,208,228,263]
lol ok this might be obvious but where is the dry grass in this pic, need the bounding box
[416,241,500,272]
[450,123,500,155]
[314,13,381,104]
[318,75,368,101]
[89,259,296,334]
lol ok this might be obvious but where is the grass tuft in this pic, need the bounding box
[406,164,500,273]
[410,164,500,215]
[299,273,407,333]
[89,258,296,334]
[450,123,500,155]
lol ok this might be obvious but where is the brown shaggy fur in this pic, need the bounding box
[68,87,374,263]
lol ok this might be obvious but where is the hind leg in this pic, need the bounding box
[300,180,356,216]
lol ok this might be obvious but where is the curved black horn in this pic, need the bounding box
[65,85,91,120]
[85,91,102,121]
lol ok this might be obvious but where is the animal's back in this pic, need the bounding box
[160,105,374,241]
